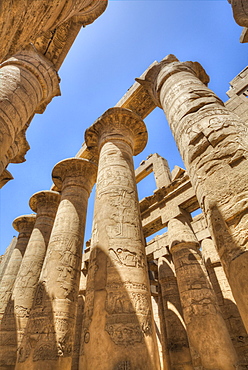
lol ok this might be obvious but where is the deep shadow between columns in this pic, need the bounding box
[158,257,193,369]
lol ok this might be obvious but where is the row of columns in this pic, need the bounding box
[137,54,248,332]
[0,0,108,185]
[1,52,248,368]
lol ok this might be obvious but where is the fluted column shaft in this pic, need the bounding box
[142,55,248,331]
[168,215,238,369]
[18,158,97,370]
[11,190,60,364]
[0,46,60,176]
[158,256,193,370]
[80,108,160,370]
[0,215,36,370]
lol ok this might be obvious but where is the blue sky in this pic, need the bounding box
[0,0,247,254]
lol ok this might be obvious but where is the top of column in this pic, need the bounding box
[12,214,36,234]
[85,107,148,156]
[136,54,210,108]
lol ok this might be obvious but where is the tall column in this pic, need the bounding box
[0,45,60,176]
[202,238,248,366]
[167,213,238,369]
[158,256,193,370]
[137,54,248,331]
[17,158,97,370]
[0,215,36,320]
[11,191,60,364]
[0,215,36,370]
[80,107,160,370]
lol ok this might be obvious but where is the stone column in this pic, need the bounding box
[0,45,60,176]
[0,215,36,370]
[167,213,238,369]
[137,54,248,331]
[158,256,193,370]
[11,191,60,360]
[17,158,97,370]
[202,238,248,366]
[0,215,36,320]
[80,107,160,370]
[0,237,17,284]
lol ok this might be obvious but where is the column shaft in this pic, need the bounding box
[158,256,193,370]
[0,215,36,369]
[17,158,97,370]
[80,108,160,369]
[202,238,248,366]
[143,55,248,331]
[168,215,238,369]
[12,191,60,365]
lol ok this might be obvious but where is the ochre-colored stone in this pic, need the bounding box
[168,214,238,369]
[80,107,160,369]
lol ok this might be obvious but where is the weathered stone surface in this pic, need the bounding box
[17,158,97,370]
[168,214,238,369]
[80,107,160,369]
[158,256,194,370]
[202,238,248,367]
[9,191,60,368]
[228,0,248,27]
[0,45,60,177]
[137,54,248,332]
[0,215,36,370]
[0,237,17,284]
[0,0,108,63]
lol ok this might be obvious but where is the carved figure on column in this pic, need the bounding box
[17,158,97,370]
[137,54,248,331]
[80,107,160,370]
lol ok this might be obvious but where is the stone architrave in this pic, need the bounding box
[0,215,36,321]
[167,214,238,369]
[0,45,60,177]
[11,191,60,360]
[137,54,248,331]
[80,108,160,370]
[201,238,248,366]
[0,215,36,370]
[158,256,194,370]
[17,158,97,370]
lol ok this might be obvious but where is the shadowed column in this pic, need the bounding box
[167,213,238,369]
[158,256,193,370]
[202,238,248,367]
[12,190,60,366]
[0,214,36,369]
[18,158,97,370]
[80,107,160,370]
[137,54,248,331]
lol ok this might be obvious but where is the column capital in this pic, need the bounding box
[168,215,199,252]
[85,107,147,155]
[52,157,97,192]
[12,214,36,233]
[29,190,60,214]
[75,0,108,26]
[1,45,61,114]
[136,54,209,108]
